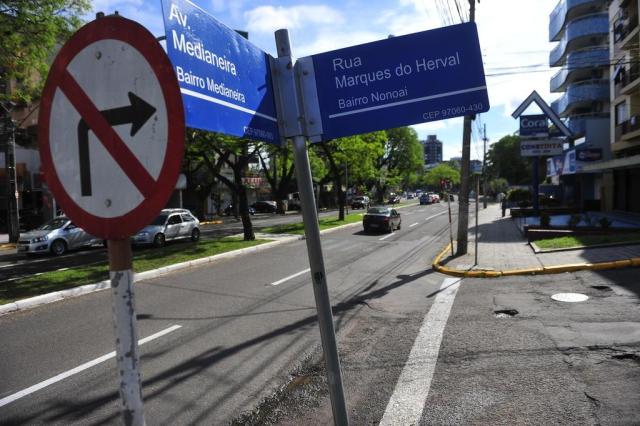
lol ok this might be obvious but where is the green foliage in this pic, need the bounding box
[486,135,531,185]
[568,214,581,228]
[1,0,91,103]
[422,163,460,188]
[382,127,423,190]
[507,188,531,207]
[598,217,612,229]
[489,178,508,195]
[539,212,551,227]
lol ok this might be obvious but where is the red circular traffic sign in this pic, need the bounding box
[38,16,184,240]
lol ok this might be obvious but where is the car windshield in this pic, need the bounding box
[367,207,389,214]
[37,218,68,231]
[150,214,168,226]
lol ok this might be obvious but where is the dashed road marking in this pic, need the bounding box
[409,222,419,228]
[270,268,310,286]
[379,233,395,241]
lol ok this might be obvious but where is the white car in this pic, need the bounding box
[17,216,101,256]
[132,209,200,247]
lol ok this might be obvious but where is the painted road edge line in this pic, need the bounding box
[379,277,461,425]
[0,324,182,408]
[271,268,310,286]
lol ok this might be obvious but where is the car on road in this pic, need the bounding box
[387,194,401,204]
[419,193,434,205]
[251,200,277,213]
[429,192,440,203]
[351,195,370,209]
[363,206,401,233]
[17,216,101,256]
[132,208,200,248]
[224,204,256,216]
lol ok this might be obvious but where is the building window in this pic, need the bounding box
[616,101,628,125]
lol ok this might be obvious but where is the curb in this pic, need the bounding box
[0,218,370,317]
[432,242,640,278]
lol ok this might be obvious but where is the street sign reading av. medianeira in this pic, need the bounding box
[302,22,489,141]
[38,16,185,240]
[161,0,281,145]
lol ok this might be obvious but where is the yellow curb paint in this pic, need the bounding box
[501,267,544,276]
[631,258,640,267]
[542,264,586,274]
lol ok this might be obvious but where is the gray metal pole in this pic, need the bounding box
[273,29,349,426]
[474,176,479,265]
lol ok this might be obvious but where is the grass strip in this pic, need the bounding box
[259,212,364,235]
[1,237,267,305]
[535,234,640,250]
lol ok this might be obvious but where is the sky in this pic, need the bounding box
[87,0,559,160]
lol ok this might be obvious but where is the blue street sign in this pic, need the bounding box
[161,0,280,144]
[305,22,489,141]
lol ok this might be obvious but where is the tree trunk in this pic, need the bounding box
[335,174,345,221]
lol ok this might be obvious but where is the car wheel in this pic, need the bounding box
[397,221,401,230]
[153,233,165,248]
[50,239,67,256]
[363,226,369,233]
[191,228,200,242]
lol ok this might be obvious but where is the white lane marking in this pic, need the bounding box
[0,324,182,408]
[409,222,419,228]
[425,210,448,221]
[380,278,461,425]
[270,268,310,286]
[379,232,395,241]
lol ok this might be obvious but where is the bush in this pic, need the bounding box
[568,214,581,228]
[540,212,551,227]
[598,217,612,228]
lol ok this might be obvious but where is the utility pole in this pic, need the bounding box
[455,0,477,256]
[482,123,488,209]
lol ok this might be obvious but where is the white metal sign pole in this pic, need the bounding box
[108,239,146,426]
[273,29,349,426]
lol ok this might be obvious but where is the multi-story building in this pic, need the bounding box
[423,135,443,166]
[549,0,611,210]
[594,0,640,213]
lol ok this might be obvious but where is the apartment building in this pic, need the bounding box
[549,0,611,210]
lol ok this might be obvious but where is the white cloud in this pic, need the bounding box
[244,5,344,34]
[294,30,384,57]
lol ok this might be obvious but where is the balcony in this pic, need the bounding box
[614,63,640,98]
[616,115,640,141]
[549,0,604,41]
[565,113,609,136]
[549,13,608,67]
[613,14,639,50]
[550,47,608,92]
[551,80,609,117]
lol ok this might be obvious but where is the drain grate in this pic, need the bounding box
[612,353,640,362]
[494,309,518,318]
[591,285,612,291]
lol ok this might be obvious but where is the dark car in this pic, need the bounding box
[251,200,277,213]
[224,204,255,216]
[419,193,433,205]
[387,194,401,204]
[363,206,401,233]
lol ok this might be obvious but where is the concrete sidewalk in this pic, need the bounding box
[434,203,640,277]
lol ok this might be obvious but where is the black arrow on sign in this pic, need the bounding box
[77,92,156,196]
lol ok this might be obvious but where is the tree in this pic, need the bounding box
[256,143,295,214]
[1,0,90,103]
[377,127,423,201]
[422,163,460,189]
[485,135,531,185]
[184,130,257,241]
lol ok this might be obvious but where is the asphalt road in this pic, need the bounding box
[0,201,453,424]
[0,207,372,284]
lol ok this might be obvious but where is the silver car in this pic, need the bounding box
[17,216,101,256]
[132,209,200,247]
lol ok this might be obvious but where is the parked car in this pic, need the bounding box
[132,208,200,247]
[387,194,401,204]
[351,195,370,209]
[363,206,401,233]
[419,193,433,205]
[251,200,277,213]
[17,216,101,256]
[224,204,255,216]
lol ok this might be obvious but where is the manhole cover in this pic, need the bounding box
[551,293,589,303]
